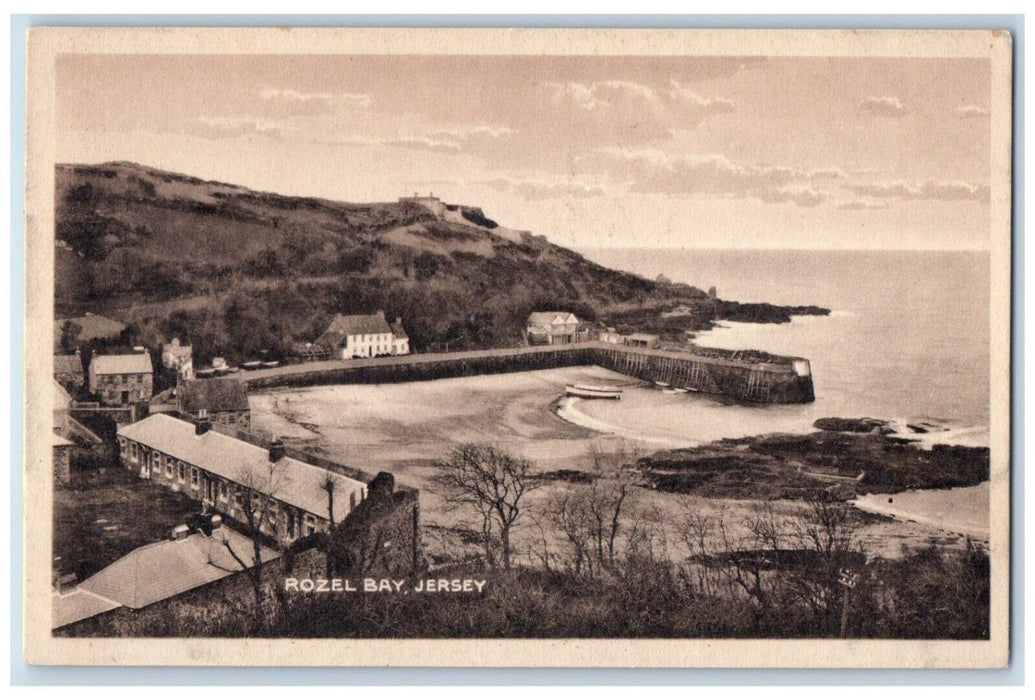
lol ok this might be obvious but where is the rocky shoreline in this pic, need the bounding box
[636,417,989,501]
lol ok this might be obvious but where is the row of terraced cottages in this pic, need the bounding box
[117,413,369,544]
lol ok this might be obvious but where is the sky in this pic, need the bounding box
[55,54,992,251]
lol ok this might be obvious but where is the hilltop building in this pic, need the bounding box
[176,378,251,430]
[161,338,194,381]
[525,311,588,345]
[54,350,85,391]
[398,193,446,216]
[88,350,154,406]
[314,311,411,360]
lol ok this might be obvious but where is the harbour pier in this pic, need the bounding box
[240,342,815,404]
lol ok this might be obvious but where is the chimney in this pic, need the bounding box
[195,418,212,436]
[170,524,190,540]
[269,437,286,463]
[396,316,403,326]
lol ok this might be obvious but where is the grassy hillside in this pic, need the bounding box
[54,162,822,364]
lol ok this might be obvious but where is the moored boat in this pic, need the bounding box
[261,360,280,368]
[566,383,622,400]
[242,361,262,370]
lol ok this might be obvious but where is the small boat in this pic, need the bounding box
[662,388,680,395]
[261,360,280,368]
[196,368,216,377]
[566,383,622,400]
[654,381,670,389]
[226,367,240,374]
[673,387,690,394]
[242,361,262,370]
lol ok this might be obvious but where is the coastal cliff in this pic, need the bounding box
[55,162,828,363]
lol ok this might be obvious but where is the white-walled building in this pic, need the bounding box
[315,311,411,359]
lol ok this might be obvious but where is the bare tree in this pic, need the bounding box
[432,443,540,569]
[321,471,341,578]
[219,461,285,629]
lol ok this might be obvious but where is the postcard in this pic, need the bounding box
[23,26,1012,667]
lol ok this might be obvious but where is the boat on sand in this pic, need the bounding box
[566,384,623,400]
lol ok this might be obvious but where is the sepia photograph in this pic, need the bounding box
[22,26,1013,668]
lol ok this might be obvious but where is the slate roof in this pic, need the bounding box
[527,311,578,327]
[118,414,366,522]
[52,529,279,627]
[390,320,409,340]
[91,353,153,375]
[325,312,393,338]
[53,354,84,375]
[55,314,127,343]
[53,380,73,410]
[51,588,121,630]
[177,378,250,413]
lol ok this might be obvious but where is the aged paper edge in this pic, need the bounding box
[22,26,1014,669]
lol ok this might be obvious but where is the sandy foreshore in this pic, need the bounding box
[249,367,988,561]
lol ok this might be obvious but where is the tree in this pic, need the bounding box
[59,320,83,354]
[433,444,540,569]
[219,460,285,630]
[544,442,638,576]
[322,471,342,579]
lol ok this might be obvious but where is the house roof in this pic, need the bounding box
[177,378,250,413]
[527,311,578,326]
[53,380,73,409]
[53,528,280,624]
[118,414,367,522]
[90,353,153,375]
[162,339,193,359]
[627,333,660,341]
[55,314,127,343]
[51,587,121,630]
[53,354,83,375]
[390,321,408,340]
[324,312,393,338]
[52,432,74,448]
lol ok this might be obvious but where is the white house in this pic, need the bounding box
[525,311,586,345]
[315,311,410,360]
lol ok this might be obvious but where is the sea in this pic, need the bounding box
[577,248,992,539]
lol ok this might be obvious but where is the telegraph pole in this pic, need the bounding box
[838,567,859,638]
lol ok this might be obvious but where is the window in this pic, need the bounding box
[303,514,317,537]
[130,442,138,462]
[165,456,174,478]
[177,462,185,482]
[118,437,127,457]
[219,481,229,502]
[190,468,200,488]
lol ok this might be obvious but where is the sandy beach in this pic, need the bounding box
[250,368,988,562]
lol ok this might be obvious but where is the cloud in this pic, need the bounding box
[261,88,333,104]
[957,104,989,119]
[481,176,605,201]
[194,116,283,140]
[327,123,516,155]
[668,81,736,116]
[838,199,888,210]
[858,96,908,118]
[757,185,826,208]
[259,88,371,116]
[592,148,824,206]
[331,134,463,153]
[536,80,734,146]
[845,180,990,202]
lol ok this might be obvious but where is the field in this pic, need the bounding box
[53,467,202,582]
